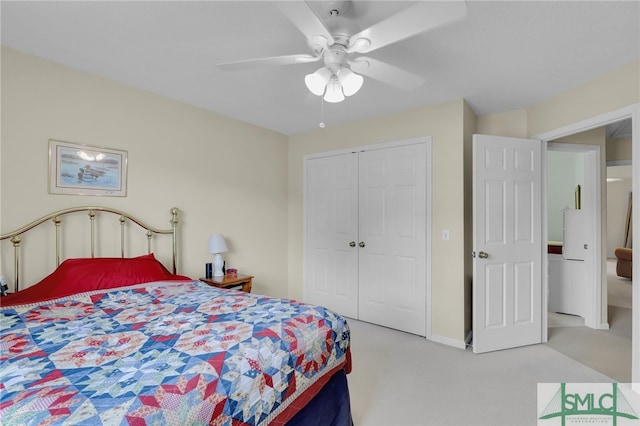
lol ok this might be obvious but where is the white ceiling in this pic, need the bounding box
[1,1,638,136]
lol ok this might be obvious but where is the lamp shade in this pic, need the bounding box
[323,77,345,103]
[305,67,332,96]
[337,68,363,97]
[208,234,228,254]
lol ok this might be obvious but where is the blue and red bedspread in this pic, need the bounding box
[0,280,351,425]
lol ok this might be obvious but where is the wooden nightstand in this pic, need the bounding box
[200,274,253,293]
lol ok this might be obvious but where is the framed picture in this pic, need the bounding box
[49,139,128,196]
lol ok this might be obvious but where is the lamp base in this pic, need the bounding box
[213,253,225,277]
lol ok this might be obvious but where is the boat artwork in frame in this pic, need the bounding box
[48,139,128,196]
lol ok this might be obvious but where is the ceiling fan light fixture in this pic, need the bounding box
[323,77,345,103]
[337,68,363,96]
[305,67,332,96]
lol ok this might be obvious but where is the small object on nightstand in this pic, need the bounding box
[226,268,237,276]
[0,276,9,297]
[200,273,253,293]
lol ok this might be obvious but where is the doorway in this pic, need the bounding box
[546,141,601,330]
[535,105,639,385]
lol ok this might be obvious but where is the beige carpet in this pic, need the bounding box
[545,259,633,382]
[348,319,614,426]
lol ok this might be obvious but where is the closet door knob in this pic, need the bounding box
[359,241,365,248]
[349,241,356,247]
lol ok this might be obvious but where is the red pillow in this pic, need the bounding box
[1,254,191,307]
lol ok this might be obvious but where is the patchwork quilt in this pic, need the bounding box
[0,281,351,425]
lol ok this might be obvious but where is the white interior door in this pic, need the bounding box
[305,153,359,318]
[473,134,543,353]
[358,144,427,336]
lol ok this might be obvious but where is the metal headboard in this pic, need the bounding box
[0,206,179,293]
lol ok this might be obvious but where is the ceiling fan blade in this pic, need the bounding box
[276,2,335,48]
[349,57,424,91]
[217,54,320,71]
[348,1,467,54]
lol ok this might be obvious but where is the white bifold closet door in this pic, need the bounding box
[305,143,427,336]
[305,152,360,319]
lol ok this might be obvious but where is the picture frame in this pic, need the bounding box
[48,139,128,196]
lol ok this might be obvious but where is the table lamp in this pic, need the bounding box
[208,234,228,277]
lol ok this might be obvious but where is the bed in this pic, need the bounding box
[0,207,352,425]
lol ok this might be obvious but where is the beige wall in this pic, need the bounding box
[607,136,632,162]
[0,47,3,248]
[606,134,632,259]
[477,79,638,143]
[477,109,527,138]
[527,62,639,137]
[606,169,632,257]
[0,47,290,297]
[288,99,470,342]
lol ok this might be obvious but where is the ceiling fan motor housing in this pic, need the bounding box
[323,45,349,72]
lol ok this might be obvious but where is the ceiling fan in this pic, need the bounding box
[217,1,467,103]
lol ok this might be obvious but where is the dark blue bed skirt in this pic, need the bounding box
[286,368,353,425]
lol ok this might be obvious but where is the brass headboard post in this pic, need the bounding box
[171,207,179,275]
[1,207,180,293]
[11,236,21,293]
[89,210,96,258]
[119,215,126,258]
[146,231,152,255]
[53,216,62,267]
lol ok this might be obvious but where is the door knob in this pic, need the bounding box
[478,251,489,259]
[359,241,365,248]
[349,241,356,247]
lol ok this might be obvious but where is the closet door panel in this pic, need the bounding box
[358,144,427,336]
[305,154,359,319]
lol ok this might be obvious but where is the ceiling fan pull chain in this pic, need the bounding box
[319,97,326,128]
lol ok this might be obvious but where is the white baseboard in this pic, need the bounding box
[430,333,468,350]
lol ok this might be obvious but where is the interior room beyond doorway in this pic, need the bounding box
[545,119,633,382]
